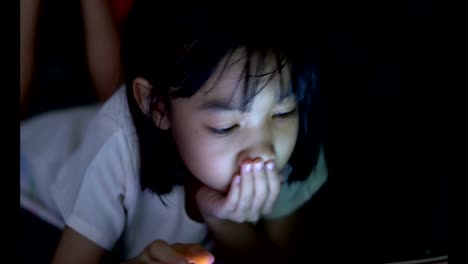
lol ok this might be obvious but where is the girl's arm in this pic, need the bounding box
[52,226,214,264]
[203,210,301,264]
[262,209,303,258]
[80,0,123,101]
[51,226,107,264]
[196,161,303,263]
[205,152,327,262]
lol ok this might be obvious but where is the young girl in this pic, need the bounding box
[20,1,327,263]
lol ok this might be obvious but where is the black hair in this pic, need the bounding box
[121,0,324,195]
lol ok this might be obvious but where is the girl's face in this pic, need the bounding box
[168,50,299,193]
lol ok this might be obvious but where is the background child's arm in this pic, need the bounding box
[81,0,123,101]
[51,226,107,264]
[20,0,40,114]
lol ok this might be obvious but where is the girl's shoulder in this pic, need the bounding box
[48,85,140,185]
[20,85,136,164]
[20,85,140,223]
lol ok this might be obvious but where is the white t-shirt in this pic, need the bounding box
[20,86,327,259]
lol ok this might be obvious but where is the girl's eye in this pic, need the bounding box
[208,124,239,135]
[273,107,297,119]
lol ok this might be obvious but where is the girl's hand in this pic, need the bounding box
[196,159,281,223]
[123,240,214,264]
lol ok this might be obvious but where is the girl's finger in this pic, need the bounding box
[173,244,215,264]
[147,240,188,264]
[237,162,254,212]
[222,174,241,214]
[262,160,281,215]
[249,160,268,221]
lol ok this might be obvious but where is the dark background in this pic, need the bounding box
[299,0,447,262]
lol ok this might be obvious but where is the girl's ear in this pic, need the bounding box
[132,77,170,130]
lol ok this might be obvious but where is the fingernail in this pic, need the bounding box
[244,163,252,173]
[266,162,275,171]
[255,162,263,171]
[234,176,241,184]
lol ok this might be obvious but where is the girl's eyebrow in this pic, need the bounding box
[198,93,295,113]
[277,92,296,104]
[198,99,243,112]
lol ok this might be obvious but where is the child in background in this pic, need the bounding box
[21,0,134,118]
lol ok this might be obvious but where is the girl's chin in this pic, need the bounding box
[195,178,231,194]
[208,182,231,194]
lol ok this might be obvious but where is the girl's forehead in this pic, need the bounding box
[197,48,291,103]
